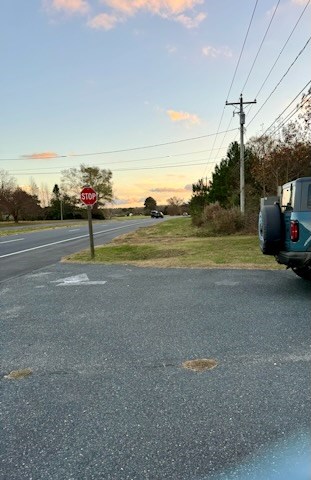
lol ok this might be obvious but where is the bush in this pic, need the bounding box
[192,202,259,235]
[197,203,243,234]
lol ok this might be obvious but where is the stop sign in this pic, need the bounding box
[80,186,97,206]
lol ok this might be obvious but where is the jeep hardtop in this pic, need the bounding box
[258,177,311,280]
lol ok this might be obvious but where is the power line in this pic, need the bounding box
[248,35,311,127]
[264,91,311,137]
[204,0,259,174]
[226,0,259,100]
[3,146,229,173]
[7,158,220,176]
[245,0,310,120]
[0,128,238,162]
[254,0,310,101]
[241,0,281,93]
[260,80,311,137]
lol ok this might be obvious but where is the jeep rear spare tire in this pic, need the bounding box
[258,204,282,255]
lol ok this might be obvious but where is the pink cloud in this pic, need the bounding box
[49,0,89,14]
[87,13,120,29]
[88,0,206,29]
[175,12,206,28]
[167,109,201,124]
[102,0,203,16]
[22,151,59,160]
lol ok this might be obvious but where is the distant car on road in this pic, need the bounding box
[258,177,311,280]
[151,210,164,218]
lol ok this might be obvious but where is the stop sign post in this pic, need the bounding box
[80,186,97,259]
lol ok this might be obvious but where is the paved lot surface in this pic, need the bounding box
[1,264,310,479]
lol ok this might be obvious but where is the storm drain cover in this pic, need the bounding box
[4,368,32,380]
[182,358,218,372]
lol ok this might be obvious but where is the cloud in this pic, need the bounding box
[49,0,89,14]
[101,0,204,16]
[150,187,187,193]
[87,13,120,29]
[88,0,206,29]
[166,109,201,124]
[202,45,233,58]
[114,196,144,205]
[22,152,59,160]
[174,12,206,28]
[166,44,178,54]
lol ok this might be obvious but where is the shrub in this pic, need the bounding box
[198,203,244,235]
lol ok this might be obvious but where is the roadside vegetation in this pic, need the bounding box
[64,217,281,270]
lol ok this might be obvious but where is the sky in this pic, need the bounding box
[0,0,310,208]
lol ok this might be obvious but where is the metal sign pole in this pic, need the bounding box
[87,205,95,259]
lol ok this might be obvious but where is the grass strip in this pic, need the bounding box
[64,218,282,270]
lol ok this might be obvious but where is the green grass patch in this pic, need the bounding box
[64,218,282,270]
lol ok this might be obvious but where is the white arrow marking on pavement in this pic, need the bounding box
[51,274,107,286]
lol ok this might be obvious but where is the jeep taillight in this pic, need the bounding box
[290,220,299,242]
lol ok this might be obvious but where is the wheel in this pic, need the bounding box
[258,204,282,255]
[291,266,311,280]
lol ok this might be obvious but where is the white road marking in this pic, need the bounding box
[68,229,80,232]
[0,222,147,259]
[0,238,24,244]
[51,274,107,286]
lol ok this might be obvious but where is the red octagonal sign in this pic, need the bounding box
[80,186,97,206]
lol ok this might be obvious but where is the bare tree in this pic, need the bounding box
[39,183,52,208]
[167,196,184,215]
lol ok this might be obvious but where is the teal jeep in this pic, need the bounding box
[259,177,311,280]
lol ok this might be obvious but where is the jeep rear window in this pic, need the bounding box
[281,184,295,211]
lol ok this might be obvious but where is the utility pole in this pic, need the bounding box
[226,94,256,214]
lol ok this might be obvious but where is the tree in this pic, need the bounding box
[167,196,183,215]
[53,184,61,199]
[0,187,41,222]
[0,169,16,192]
[298,86,311,141]
[61,164,113,207]
[189,178,209,218]
[249,122,311,196]
[28,177,39,197]
[47,184,78,220]
[144,196,157,214]
[207,142,240,208]
[0,170,16,219]
[39,183,52,208]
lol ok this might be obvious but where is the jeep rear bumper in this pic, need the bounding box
[276,251,311,267]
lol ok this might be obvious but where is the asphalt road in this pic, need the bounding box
[1,263,310,480]
[0,218,160,282]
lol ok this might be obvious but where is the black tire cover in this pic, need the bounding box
[258,204,282,254]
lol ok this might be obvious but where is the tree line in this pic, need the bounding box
[0,165,113,222]
[190,89,311,220]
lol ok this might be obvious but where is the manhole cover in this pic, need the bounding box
[182,358,218,372]
[4,368,32,380]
